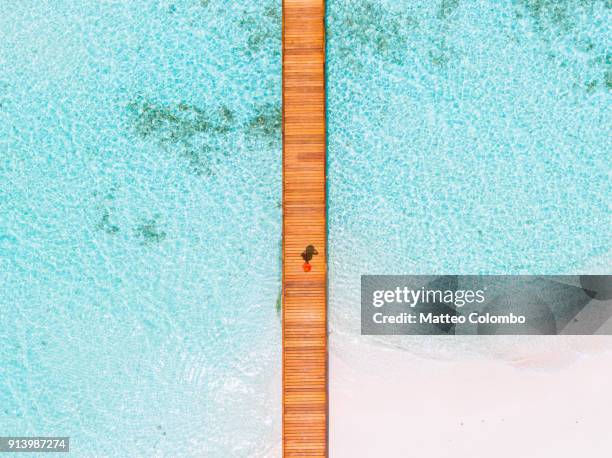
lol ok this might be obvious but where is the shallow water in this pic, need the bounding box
[0,1,281,456]
[327,0,611,350]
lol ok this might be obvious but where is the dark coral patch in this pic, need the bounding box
[135,215,167,244]
[438,0,460,19]
[327,1,417,69]
[239,1,281,55]
[126,97,237,176]
[248,103,281,138]
[516,1,610,93]
[96,209,120,235]
[179,146,214,177]
[126,97,231,143]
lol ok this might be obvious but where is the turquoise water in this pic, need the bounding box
[327,0,611,337]
[1,0,610,454]
[0,1,281,456]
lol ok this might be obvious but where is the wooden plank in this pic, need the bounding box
[282,0,327,457]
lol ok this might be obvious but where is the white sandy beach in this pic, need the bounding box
[331,334,612,457]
